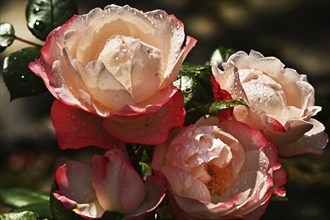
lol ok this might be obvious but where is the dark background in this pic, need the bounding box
[1,0,329,219]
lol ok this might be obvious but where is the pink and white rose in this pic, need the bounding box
[29,5,196,147]
[54,149,166,219]
[212,50,328,157]
[152,117,286,220]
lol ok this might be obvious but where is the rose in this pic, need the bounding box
[54,149,166,219]
[29,5,196,148]
[212,50,328,157]
[152,117,286,219]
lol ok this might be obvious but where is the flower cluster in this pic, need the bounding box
[28,4,328,220]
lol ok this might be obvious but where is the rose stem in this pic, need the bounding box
[15,36,43,47]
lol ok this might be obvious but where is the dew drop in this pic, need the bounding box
[21,75,28,82]
[34,20,45,31]
[33,7,40,14]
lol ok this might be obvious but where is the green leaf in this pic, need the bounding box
[26,0,78,41]
[208,99,247,115]
[0,23,15,53]
[0,188,49,208]
[210,47,235,67]
[271,195,289,202]
[0,211,37,220]
[50,183,84,220]
[179,62,211,77]
[174,73,198,106]
[12,203,52,219]
[2,47,47,100]
[187,99,247,116]
[178,62,214,105]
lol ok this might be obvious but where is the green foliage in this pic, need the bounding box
[12,203,52,219]
[0,211,37,220]
[187,99,247,116]
[2,47,47,100]
[0,188,51,220]
[271,195,289,202]
[0,188,49,208]
[0,22,15,52]
[179,62,213,98]
[208,99,247,115]
[174,73,198,106]
[26,0,78,41]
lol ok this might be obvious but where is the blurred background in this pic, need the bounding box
[0,0,329,219]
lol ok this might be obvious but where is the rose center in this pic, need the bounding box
[98,35,162,103]
[239,69,287,115]
[205,163,233,196]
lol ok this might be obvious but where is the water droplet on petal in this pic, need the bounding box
[21,75,28,82]
[34,20,45,31]
[33,7,40,14]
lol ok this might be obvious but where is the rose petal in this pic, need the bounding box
[145,11,186,80]
[249,57,284,79]
[270,119,313,146]
[103,87,185,145]
[296,80,315,109]
[51,99,120,149]
[73,4,192,77]
[159,36,197,89]
[164,165,211,202]
[233,105,285,136]
[212,66,248,101]
[28,14,87,99]
[129,40,162,103]
[124,176,167,220]
[75,60,135,111]
[226,50,263,69]
[55,161,105,218]
[279,119,329,157]
[92,149,146,213]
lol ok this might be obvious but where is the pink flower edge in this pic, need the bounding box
[103,87,185,145]
[51,86,185,147]
[50,99,121,150]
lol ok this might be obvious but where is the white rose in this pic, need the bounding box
[212,50,328,157]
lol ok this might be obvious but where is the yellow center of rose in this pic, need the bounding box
[205,163,233,196]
